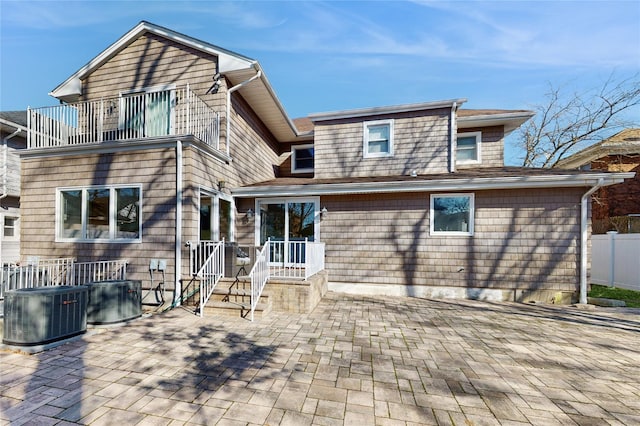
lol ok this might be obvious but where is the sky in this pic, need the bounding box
[1,0,639,164]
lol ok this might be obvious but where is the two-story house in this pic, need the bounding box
[20,21,632,314]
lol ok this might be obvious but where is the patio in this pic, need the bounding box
[1,292,639,425]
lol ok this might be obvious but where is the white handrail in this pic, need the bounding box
[198,240,225,317]
[249,241,270,322]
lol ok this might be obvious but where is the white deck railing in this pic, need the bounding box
[0,258,128,298]
[0,257,76,299]
[249,242,270,322]
[188,240,222,276]
[28,85,220,150]
[197,240,225,317]
[268,239,325,280]
[71,259,129,286]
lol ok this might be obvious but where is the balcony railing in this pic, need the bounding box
[28,85,220,150]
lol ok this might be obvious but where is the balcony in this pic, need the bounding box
[27,85,220,151]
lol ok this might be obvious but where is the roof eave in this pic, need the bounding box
[231,172,634,198]
[458,111,535,135]
[308,99,468,122]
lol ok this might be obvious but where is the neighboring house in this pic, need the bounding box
[20,21,632,308]
[555,129,640,233]
[0,111,27,264]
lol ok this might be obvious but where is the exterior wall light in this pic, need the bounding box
[321,206,328,219]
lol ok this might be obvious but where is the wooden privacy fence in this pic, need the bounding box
[592,232,640,291]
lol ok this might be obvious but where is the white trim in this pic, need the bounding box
[291,144,315,174]
[254,196,320,247]
[55,184,143,243]
[363,119,394,158]
[232,172,634,198]
[309,99,467,122]
[430,193,475,236]
[456,131,482,165]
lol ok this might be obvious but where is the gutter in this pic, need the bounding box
[232,172,634,198]
[579,178,604,304]
[226,66,262,157]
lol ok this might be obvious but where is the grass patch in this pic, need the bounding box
[589,284,640,308]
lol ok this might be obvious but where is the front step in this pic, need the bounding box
[190,277,272,319]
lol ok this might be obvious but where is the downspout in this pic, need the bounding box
[225,69,262,157]
[449,101,458,173]
[175,140,183,306]
[580,178,604,304]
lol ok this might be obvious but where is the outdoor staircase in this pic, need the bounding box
[198,276,272,319]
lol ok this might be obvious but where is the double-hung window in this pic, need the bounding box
[3,216,18,240]
[456,131,481,164]
[57,185,142,242]
[430,193,474,236]
[291,144,314,173]
[363,119,394,158]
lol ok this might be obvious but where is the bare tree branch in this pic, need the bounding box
[514,73,640,168]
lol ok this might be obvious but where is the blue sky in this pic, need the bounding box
[1,0,639,163]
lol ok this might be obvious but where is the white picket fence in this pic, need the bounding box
[592,232,640,291]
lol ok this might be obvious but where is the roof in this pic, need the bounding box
[232,167,634,197]
[294,108,534,135]
[308,99,467,122]
[48,21,300,142]
[0,111,28,132]
[555,129,640,169]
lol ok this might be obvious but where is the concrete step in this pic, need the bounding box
[202,300,271,319]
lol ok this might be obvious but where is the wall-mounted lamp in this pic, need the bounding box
[218,180,226,191]
[320,206,328,220]
[246,208,254,219]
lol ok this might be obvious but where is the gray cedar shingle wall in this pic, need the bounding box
[314,109,451,179]
[319,188,583,292]
[21,148,178,288]
[457,125,504,169]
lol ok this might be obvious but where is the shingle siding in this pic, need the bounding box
[21,148,178,288]
[319,188,582,292]
[314,109,451,179]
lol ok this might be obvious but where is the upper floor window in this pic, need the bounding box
[291,144,314,173]
[363,119,394,158]
[430,193,474,236]
[456,131,482,165]
[57,185,142,243]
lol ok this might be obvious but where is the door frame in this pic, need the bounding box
[198,186,234,242]
[253,197,320,247]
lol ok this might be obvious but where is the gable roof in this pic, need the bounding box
[555,129,640,169]
[49,21,300,142]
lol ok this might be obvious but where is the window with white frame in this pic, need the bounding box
[456,131,481,164]
[363,119,394,158]
[3,216,18,240]
[430,193,474,236]
[291,144,314,173]
[57,185,142,242]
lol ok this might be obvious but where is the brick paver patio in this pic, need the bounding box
[1,292,639,425]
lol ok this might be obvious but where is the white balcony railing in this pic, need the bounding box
[197,240,225,318]
[28,85,220,150]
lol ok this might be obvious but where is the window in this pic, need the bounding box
[363,119,394,158]
[456,131,481,164]
[3,216,18,240]
[291,144,314,173]
[57,185,142,242]
[430,193,474,236]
